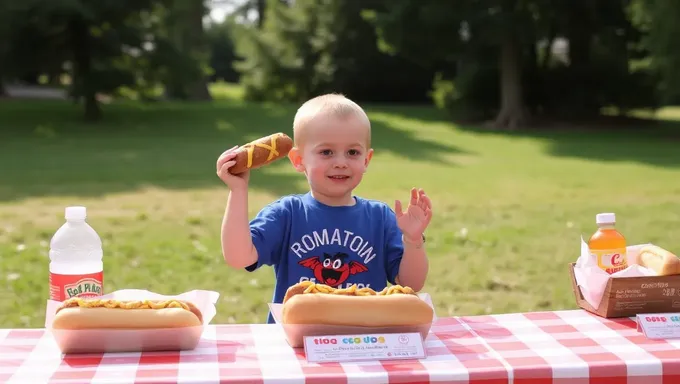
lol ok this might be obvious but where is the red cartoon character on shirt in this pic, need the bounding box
[298,252,368,287]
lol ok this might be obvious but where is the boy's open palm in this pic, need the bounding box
[216,146,250,190]
[395,188,432,241]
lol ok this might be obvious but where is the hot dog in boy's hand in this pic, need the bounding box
[51,298,204,330]
[281,281,434,327]
[228,133,294,174]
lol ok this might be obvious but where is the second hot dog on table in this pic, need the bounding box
[281,281,434,327]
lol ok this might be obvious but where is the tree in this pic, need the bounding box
[162,0,213,101]
[366,0,535,129]
[3,0,174,121]
[232,0,434,103]
[367,0,657,128]
[632,0,680,104]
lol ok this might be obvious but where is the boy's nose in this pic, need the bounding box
[333,160,348,168]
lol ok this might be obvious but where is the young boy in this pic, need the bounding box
[216,93,432,323]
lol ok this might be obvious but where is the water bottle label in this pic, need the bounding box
[49,272,104,301]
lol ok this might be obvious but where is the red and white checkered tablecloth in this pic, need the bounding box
[1,309,680,384]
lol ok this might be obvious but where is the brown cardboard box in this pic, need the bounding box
[569,263,680,318]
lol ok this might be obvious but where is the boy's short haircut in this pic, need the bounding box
[293,93,371,148]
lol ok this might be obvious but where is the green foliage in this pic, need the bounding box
[631,0,680,104]
[370,0,659,122]
[1,0,678,124]
[430,60,500,122]
[323,0,434,103]
[159,0,213,101]
[2,0,172,107]
[232,0,334,102]
[232,0,434,103]
[1,0,213,116]
[206,21,240,83]
[364,1,466,69]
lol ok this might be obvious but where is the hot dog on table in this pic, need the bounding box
[51,298,204,330]
[282,281,434,327]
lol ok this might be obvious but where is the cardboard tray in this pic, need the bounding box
[569,263,680,318]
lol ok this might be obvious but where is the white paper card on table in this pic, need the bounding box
[303,332,426,363]
[636,313,680,339]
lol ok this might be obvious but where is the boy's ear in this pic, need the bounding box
[364,148,374,170]
[288,147,306,173]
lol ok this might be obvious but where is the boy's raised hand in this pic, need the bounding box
[395,188,432,242]
[216,146,250,191]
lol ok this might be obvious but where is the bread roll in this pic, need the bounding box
[281,281,434,327]
[51,298,203,330]
[637,245,680,276]
[282,294,433,327]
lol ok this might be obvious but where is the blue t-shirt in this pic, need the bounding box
[246,192,405,323]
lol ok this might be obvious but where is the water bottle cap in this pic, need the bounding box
[65,206,87,220]
[596,212,616,225]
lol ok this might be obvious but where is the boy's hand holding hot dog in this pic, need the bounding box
[216,145,251,191]
[216,133,295,271]
[216,146,254,271]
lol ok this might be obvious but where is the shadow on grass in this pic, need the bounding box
[0,99,466,202]
[462,115,680,169]
[374,103,680,169]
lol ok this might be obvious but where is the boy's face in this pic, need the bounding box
[289,114,373,205]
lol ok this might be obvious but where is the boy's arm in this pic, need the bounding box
[221,189,258,269]
[395,234,428,291]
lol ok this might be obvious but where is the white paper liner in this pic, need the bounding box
[269,293,437,348]
[573,236,656,309]
[44,289,220,354]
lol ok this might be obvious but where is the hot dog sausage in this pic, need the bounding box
[229,132,294,174]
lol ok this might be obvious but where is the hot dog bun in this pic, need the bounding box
[638,245,680,276]
[51,298,203,330]
[281,281,433,327]
[229,132,293,174]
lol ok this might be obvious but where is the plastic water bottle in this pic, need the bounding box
[49,206,104,301]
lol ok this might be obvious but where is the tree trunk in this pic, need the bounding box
[565,0,596,118]
[70,18,101,121]
[256,0,266,28]
[186,0,212,101]
[165,0,212,101]
[494,34,529,130]
[0,50,6,98]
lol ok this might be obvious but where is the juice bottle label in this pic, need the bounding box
[49,272,104,301]
[591,248,628,274]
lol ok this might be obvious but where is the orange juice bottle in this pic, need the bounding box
[588,213,628,274]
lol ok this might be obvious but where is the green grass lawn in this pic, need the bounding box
[2,88,680,328]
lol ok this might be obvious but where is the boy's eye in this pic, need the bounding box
[348,149,360,156]
[320,149,332,156]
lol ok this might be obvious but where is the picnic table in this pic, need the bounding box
[1,309,679,383]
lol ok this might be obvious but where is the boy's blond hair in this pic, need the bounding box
[293,93,371,148]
